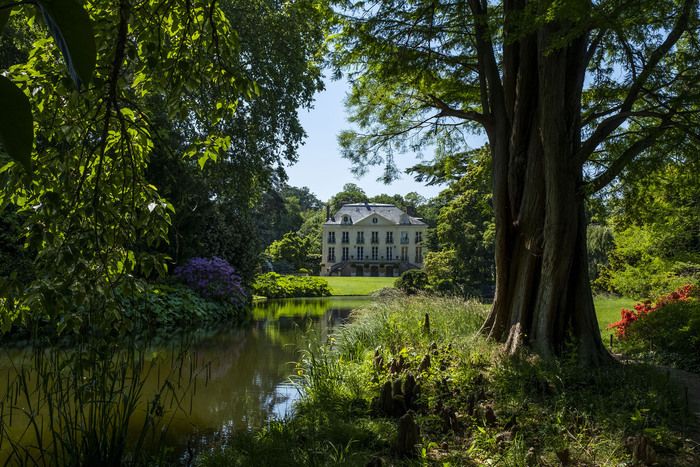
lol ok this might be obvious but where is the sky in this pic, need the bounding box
[285,77,446,202]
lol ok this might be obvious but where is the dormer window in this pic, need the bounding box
[342,215,351,224]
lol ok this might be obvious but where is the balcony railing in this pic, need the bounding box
[400,239,410,244]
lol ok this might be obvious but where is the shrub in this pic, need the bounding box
[608,284,695,338]
[252,272,331,298]
[394,269,429,295]
[609,285,700,372]
[618,301,700,372]
[174,257,246,305]
[118,283,244,329]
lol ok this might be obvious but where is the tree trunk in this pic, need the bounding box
[480,18,612,365]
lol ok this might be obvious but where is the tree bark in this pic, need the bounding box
[479,12,612,365]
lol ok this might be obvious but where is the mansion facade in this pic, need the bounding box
[320,203,427,277]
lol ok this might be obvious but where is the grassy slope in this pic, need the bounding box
[323,276,396,296]
[197,296,697,467]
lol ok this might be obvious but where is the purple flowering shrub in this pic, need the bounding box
[174,257,247,305]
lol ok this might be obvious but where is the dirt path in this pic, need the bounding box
[662,366,700,442]
[614,354,700,443]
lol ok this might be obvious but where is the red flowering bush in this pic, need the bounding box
[608,284,695,338]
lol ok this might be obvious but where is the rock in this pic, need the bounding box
[396,411,420,457]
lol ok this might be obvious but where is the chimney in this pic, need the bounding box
[326,204,330,221]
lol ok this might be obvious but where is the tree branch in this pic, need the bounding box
[468,0,505,121]
[575,0,695,165]
[584,120,671,194]
[427,93,493,130]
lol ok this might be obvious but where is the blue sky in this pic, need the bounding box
[285,77,446,202]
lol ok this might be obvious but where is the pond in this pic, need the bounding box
[0,296,371,465]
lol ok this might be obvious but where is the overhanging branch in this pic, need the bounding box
[584,121,670,194]
[575,0,696,165]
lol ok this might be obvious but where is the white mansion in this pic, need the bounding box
[320,203,427,277]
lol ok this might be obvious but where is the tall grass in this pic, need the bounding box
[0,340,203,466]
[197,294,698,466]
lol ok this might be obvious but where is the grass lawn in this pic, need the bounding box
[594,295,635,341]
[323,276,395,296]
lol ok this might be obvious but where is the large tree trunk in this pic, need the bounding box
[480,17,612,365]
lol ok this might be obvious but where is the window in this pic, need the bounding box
[386,247,393,260]
[328,247,335,262]
[342,215,351,224]
[342,247,349,261]
[371,246,378,260]
[328,231,335,243]
[356,231,365,244]
[371,231,379,244]
[357,246,364,260]
[372,217,378,224]
[401,246,409,261]
[386,231,393,244]
[415,231,422,243]
[415,246,423,263]
[341,231,349,243]
[400,231,409,244]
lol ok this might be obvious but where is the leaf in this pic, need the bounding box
[0,76,33,173]
[36,0,96,90]
[0,5,11,32]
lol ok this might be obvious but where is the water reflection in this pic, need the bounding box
[0,296,369,464]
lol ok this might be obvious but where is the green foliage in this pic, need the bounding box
[394,269,428,295]
[0,0,248,330]
[0,74,32,173]
[117,283,244,331]
[252,272,331,299]
[587,224,614,284]
[416,147,495,297]
[0,0,331,328]
[597,160,700,298]
[618,300,700,373]
[327,183,368,213]
[266,232,317,273]
[597,225,699,299]
[423,248,461,294]
[0,0,96,172]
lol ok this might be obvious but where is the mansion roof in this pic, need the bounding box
[325,203,426,226]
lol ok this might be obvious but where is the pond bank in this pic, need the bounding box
[196,295,699,466]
